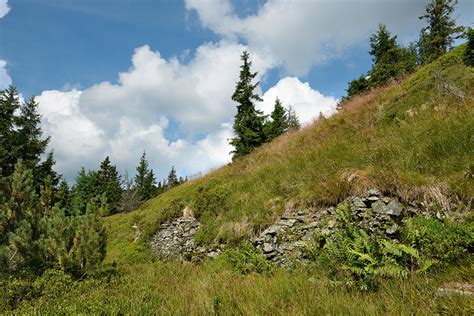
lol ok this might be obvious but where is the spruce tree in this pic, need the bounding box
[368,24,402,85]
[286,106,301,131]
[71,168,100,215]
[166,166,178,189]
[265,97,288,141]
[230,51,266,159]
[97,156,122,215]
[464,27,474,66]
[134,151,155,200]
[0,86,21,178]
[418,0,463,64]
[15,97,50,170]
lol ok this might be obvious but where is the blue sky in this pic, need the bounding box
[0,0,472,181]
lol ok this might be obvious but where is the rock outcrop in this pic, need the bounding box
[150,190,417,265]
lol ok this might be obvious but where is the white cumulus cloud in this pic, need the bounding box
[0,0,9,18]
[258,77,338,125]
[186,0,474,75]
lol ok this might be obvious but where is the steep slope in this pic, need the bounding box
[106,45,473,264]
[12,46,473,314]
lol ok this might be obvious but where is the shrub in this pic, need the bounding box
[402,216,474,264]
[308,204,435,290]
[464,27,474,66]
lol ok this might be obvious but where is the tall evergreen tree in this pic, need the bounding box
[368,24,403,85]
[134,151,155,200]
[71,168,100,215]
[0,86,21,178]
[286,106,301,131]
[265,97,288,141]
[97,156,122,215]
[15,97,50,170]
[166,166,178,189]
[418,0,463,64]
[230,51,266,159]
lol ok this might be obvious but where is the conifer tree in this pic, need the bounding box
[265,97,288,141]
[2,161,41,269]
[166,166,179,189]
[15,97,50,170]
[464,27,474,66]
[97,156,122,215]
[55,179,71,212]
[368,24,402,85]
[230,51,266,159]
[134,151,155,200]
[0,86,21,178]
[286,106,301,131]
[71,168,100,215]
[418,0,463,64]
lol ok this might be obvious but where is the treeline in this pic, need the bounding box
[342,0,471,101]
[229,51,301,159]
[67,152,186,216]
[0,86,186,277]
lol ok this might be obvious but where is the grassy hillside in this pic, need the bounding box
[106,45,473,264]
[9,46,474,314]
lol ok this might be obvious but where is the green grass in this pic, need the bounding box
[105,45,473,265]
[3,46,474,314]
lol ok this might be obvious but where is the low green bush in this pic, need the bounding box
[308,204,437,290]
[402,216,474,264]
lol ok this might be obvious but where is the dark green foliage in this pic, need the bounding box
[55,179,71,212]
[71,168,100,215]
[15,97,50,172]
[165,166,178,189]
[402,216,473,264]
[264,98,288,141]
[0,87,56,189]
[464,27,474,66]
[346,75,369,98]
[418,0,464,64]
[368,24,406,86]
[97,156,122,215]
[1,161,42,270]
[134,151,156,201]
[230,51,266,159]
[0,86,21,178]
[0,161,107,276]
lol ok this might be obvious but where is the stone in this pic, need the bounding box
[278,219,297,227]
[368,188,381,197]
[386,223,399,235]
[207,251,220,259]
[263,242,275,253]
[352,197,366,208]
[262,226,279,236]
[386,200,403,216]
[372,200,387,214]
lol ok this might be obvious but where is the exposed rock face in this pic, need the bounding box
[253,191,412,266]
[150,217,201,261]
[150,190,416,265]
[150,216,221,262]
